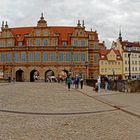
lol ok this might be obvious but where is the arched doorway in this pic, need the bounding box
[57,70,68,82]
[30,69,39,82]
[45,70,55,82]
[16,69,24,82]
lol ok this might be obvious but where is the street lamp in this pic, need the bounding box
[126,44,132,80]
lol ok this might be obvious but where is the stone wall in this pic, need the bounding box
[86,79,140,93]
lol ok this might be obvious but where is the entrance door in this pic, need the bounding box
[16,70,24,82]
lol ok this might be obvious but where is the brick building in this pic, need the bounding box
[0,13,104,82]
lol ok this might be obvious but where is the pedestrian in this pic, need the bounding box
[104,76,109,93]
[74,75,79,89]
[66,76,71,91]
[97,76,101,93]
[80,77,84,89]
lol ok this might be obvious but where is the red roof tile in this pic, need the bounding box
[50,26,75,41]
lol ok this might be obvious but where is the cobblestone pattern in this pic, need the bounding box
[0,83,140,140]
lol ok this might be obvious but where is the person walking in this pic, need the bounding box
[80,77,84,89]
[66,76,71,91]
[97,76,101,93]
[74,75,79,89]
[104,76,109,93]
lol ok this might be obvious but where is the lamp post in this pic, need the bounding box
[126,44,132,80]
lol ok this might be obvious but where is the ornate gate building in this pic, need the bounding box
[0,13,105,82]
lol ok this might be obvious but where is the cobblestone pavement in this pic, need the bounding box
[76,85,140,116]
[0,82,140,140]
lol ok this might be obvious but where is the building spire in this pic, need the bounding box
[118,29,122,42]
[77,20,81,27]
[82,20,85,28]
[1,21,4,30]
[5,21,8,28]
[40,12,44,20]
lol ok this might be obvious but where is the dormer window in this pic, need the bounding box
[24,34,29,37]
[117,55,120,59]
[16,34,20,38]
[62,41,67,46]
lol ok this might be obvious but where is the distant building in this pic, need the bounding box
[0,13,104,81]
[112,31,140,80]
[99,48,123,79]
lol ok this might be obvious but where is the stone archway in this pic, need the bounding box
[30,69,39,82]
[16,69,24,82]
[57,70,68,82]
[45,69,55,82]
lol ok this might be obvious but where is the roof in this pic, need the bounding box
[50,26,75,41]
[10,27,33,41]
[99,49,122,60]
[121,41,140,47]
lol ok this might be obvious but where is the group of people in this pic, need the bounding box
[93,75,109,93]
[66,75,84,91]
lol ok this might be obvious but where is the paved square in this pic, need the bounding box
[0,82,140,140]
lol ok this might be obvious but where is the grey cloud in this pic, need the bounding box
[0,0,140,47]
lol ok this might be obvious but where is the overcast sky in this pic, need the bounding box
[0,0,140,47]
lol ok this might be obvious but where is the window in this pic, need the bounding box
[1,53,6,62]
[21,53,26,61]
[35,53,40,61]
[74,53,78,61]
[36,31,40,36]
[18,42,23,46]
[62,41,67,46]
[80,53,85,61]
[66,53,71,61]
[94,43,98,49]
[124,54,127,58]
[58,53,64,61]
[93,54,99,64]
[29,53,34,62]
[125,60,127,64]
[8,40,12,47]
[1,41,5,47]
[14,53,19,62]
[36,39,40,46]
[44,40,48,46]
[24,34,29,37]
[43,53,48,61]
[74,40,78,46]
[7,53,12,62]
[44,31,48,36]
[81,40,86,47]
[29,40,32,46]
[50,53,55,61]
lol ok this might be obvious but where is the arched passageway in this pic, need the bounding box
[16,69,24,82]
[30,70,39,82]
[45,70,56,82]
